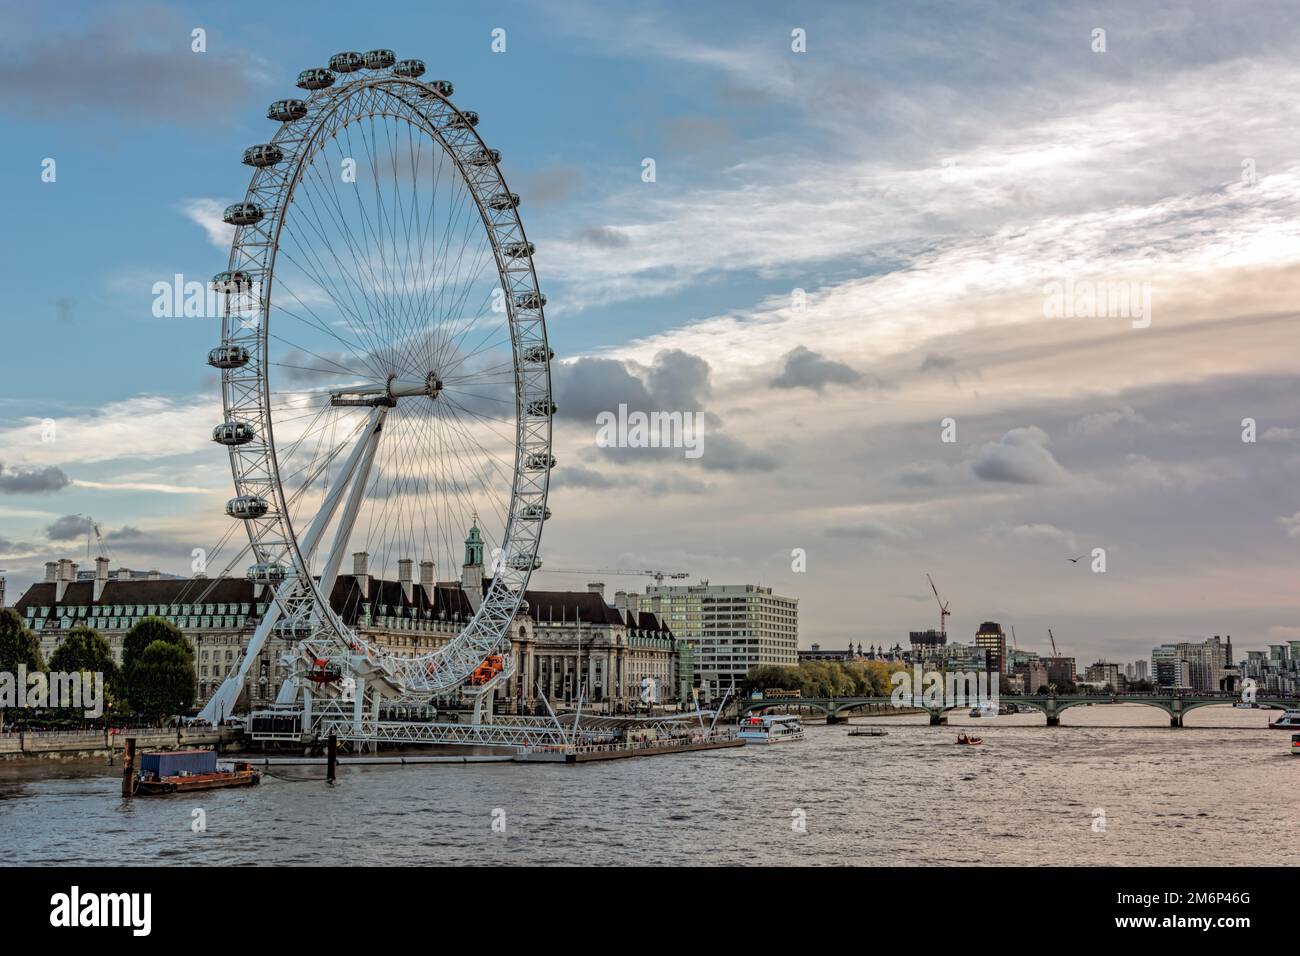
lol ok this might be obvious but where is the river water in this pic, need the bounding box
[2,705,1295,866]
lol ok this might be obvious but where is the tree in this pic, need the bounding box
[122,616,189,672]
[0,607,44,672]
[49,626,121,710]
[122,617,192,713]
[129,640,196,721]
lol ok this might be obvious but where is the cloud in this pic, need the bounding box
[825,518,902,540]
[179,199,235,250]
[0,9,265,122]
[1070,406,1147,436]
[575,226,632,248]
[519,165,582,206]
[0,463,70,494]
[45,514,94,541]
[970,427,1069,485]
[770,346,862,392]
[920,353,956,372]
[1279,512,1300,538]
[103,525,147,543]
[553,349,712,422]
[1008,522,1080,553]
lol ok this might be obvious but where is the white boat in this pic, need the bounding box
[737,714,804,744]
[1268,709,1300,730]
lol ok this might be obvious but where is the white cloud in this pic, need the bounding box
[178,198,234,250]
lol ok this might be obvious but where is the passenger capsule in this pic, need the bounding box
[514,291,546,310]
[226,495,270,519]
[426,79,454,97]
[520,504,552,521]
[296,68,336,91]
[329,51,365,73]
[394,58,426,78]
[207,345,250,369]
[522,344,553,364]
[267,99,308,122]
[446,110,479,129]
[468,147,501,166]
[246,562,287,585]
[503,241,535,259]
[363,49,396,70]
[211,271,254,294]
[222,202,263,226]
[242,144,284,167]
[525,452,556,471]
[507,554,542,571]
[212,421,256,446]
[486,192,520,211]
[527,399,556,417]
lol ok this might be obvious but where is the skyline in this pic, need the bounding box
[2,0,1299,666]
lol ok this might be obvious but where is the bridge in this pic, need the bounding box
[737,695,1299,727]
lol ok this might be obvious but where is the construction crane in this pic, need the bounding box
[1048,628,1060,656]
[926,573,950,639]
[1010,626,1018,651]
[75,514,112,562]
[534,567,690,586]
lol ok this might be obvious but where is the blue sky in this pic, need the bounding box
[3,0,1300,663]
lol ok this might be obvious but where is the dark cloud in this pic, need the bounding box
[970,427,1069,485]
[575,226,631,248]
[770,346,862,392]
[103,526,147,543]
[0,10,262,123]
[45,514,94,541]
[659,114,736,155]
[0,463,70,494]
[920,353,956,371]
[643,349,712,410]
[519,165,582,206]
[694,433,778,473]
[552,357,655,422]
[0,537,37,555]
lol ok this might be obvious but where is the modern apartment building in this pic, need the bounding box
[627,581,798,700]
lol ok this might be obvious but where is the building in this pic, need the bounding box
[1084,660,1126,692]
[1134,659,1149,682]
[12,525,680,715]
[1240,643,1300,696]
[1040,656,1077,688]
[974,621,1008,674]
[627,581,798,701]
[798,642,865,662]
[1150,635,1234,693]
[909,628,946,652]
[919,641,988,671]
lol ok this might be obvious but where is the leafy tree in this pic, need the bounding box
[129,640,196,721]
[122,616,191,712]
[122,616,189,671]
[0,607,44,672]
[49,626,121,709]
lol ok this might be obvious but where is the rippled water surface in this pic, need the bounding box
[2,705,1296,865]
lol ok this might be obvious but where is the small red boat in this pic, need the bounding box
[955,733,983,746]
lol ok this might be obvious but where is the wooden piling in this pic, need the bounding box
[326,733,337,784]
[121,737,137,797]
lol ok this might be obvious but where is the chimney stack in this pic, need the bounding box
[614,590,629,612]
[352,551,370,595]
[398,558,414,603]
[94,555,110,602]
[55,559,75,602]
[587,581,606,600]
[147,568,161,581]
[45,561,58,583]
[419,560,435,592]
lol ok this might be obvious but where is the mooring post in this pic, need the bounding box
[326,733,338,784]
[121,737,137,798]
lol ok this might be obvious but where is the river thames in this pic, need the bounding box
[2,705,1295,866]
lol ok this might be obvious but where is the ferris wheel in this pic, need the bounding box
[198,49,553,724]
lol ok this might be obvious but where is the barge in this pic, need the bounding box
[128,747,260,796]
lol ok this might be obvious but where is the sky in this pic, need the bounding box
[1,0,1298,666]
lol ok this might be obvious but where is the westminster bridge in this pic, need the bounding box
[737,694,1300,727]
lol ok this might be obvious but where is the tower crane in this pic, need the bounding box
[75,514,112,562]
[1048,628,1060,656]
[926,573,950,639]
[533,567,690,586]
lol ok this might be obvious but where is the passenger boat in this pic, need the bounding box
[1267,710,1300,730]
[133,749,261,795]
[1292,733,1300,756]
[847,729,887,737]
[736,714,804,744]
[954,733,983,746]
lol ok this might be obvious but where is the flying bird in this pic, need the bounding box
[1067,556,1084,563]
